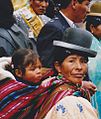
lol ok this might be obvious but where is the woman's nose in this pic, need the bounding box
[75,62,82,69]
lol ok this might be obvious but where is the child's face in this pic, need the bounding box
[22,58,43,84]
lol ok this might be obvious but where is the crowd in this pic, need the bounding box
[0,0,101,119]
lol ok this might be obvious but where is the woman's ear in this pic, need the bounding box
[90,24,95,34]
[54,61,61,73]
[15,69,22,78]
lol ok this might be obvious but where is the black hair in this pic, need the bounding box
[53,0,71,9]
[12,48,39,76]
[54,0,92,9]
[86,15,101,32]
[0,0,16,28]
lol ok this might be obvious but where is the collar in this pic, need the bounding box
[59,11,76,28]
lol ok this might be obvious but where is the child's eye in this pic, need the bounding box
[31,67,36,71]
[69,60,75,63]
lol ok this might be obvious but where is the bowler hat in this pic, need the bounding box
[53,28,97,58]
[88,1,101,16]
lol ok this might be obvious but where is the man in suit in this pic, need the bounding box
[37,0,91,68]
[37,0,97,94]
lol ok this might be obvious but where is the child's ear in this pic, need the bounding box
[15,69,22,78]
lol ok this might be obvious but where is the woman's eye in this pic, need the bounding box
[69,60,74,63]
[81,59,88,63]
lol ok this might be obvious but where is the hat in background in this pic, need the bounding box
[53,28,97,59]
[89,1,101,16]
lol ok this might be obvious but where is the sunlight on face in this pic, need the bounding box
[57,54,88,84]
[23,58,43,84]
[30,0,49,15]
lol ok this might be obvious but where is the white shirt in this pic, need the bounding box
[60,11,77,28]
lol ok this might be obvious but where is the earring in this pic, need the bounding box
[57,72,63,80]
[91,30,93,34]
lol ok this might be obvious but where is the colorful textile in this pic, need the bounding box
[0,77,63,119]
[44,96,98,119]
[34,76,91,119]
[88,37,101,119]
[0,76,92,119]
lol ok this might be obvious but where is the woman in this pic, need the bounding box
[86,1,101,118]
[0,28,98,118]
[34,28,98,119]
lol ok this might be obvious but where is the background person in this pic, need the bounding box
[85,1,101,118]
[14,0,51,41]
[0,0,36,57]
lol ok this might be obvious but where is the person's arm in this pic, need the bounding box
[82,73,97,95]
[0,57,15,80]
[82,81,97,95]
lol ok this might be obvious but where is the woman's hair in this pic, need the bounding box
[11,48,39,75]
[86,16,101,32]
[0,0,15,28]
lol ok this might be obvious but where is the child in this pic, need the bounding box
[0,48,58,118]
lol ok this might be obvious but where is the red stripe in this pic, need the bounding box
[0,93,35,118]
[0,81,27,100]
[0,79,16,90]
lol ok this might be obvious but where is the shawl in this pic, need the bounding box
[0,76,91,119]
[33,76,91,119]
[0,77,63,119]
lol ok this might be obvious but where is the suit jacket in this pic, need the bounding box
[37,12,70,68]
[0,23,36,57]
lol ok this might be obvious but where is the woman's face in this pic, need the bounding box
[55,54,88,84]
[22,58,43,84]
[30,0,49,15]
[91,24,101,39]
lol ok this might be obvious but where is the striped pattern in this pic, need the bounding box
[0,77,63,119]
[0,77,90,119]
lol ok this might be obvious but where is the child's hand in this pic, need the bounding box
[82,81,97,95]
[41,77,55,88]
[0,57,15,80]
